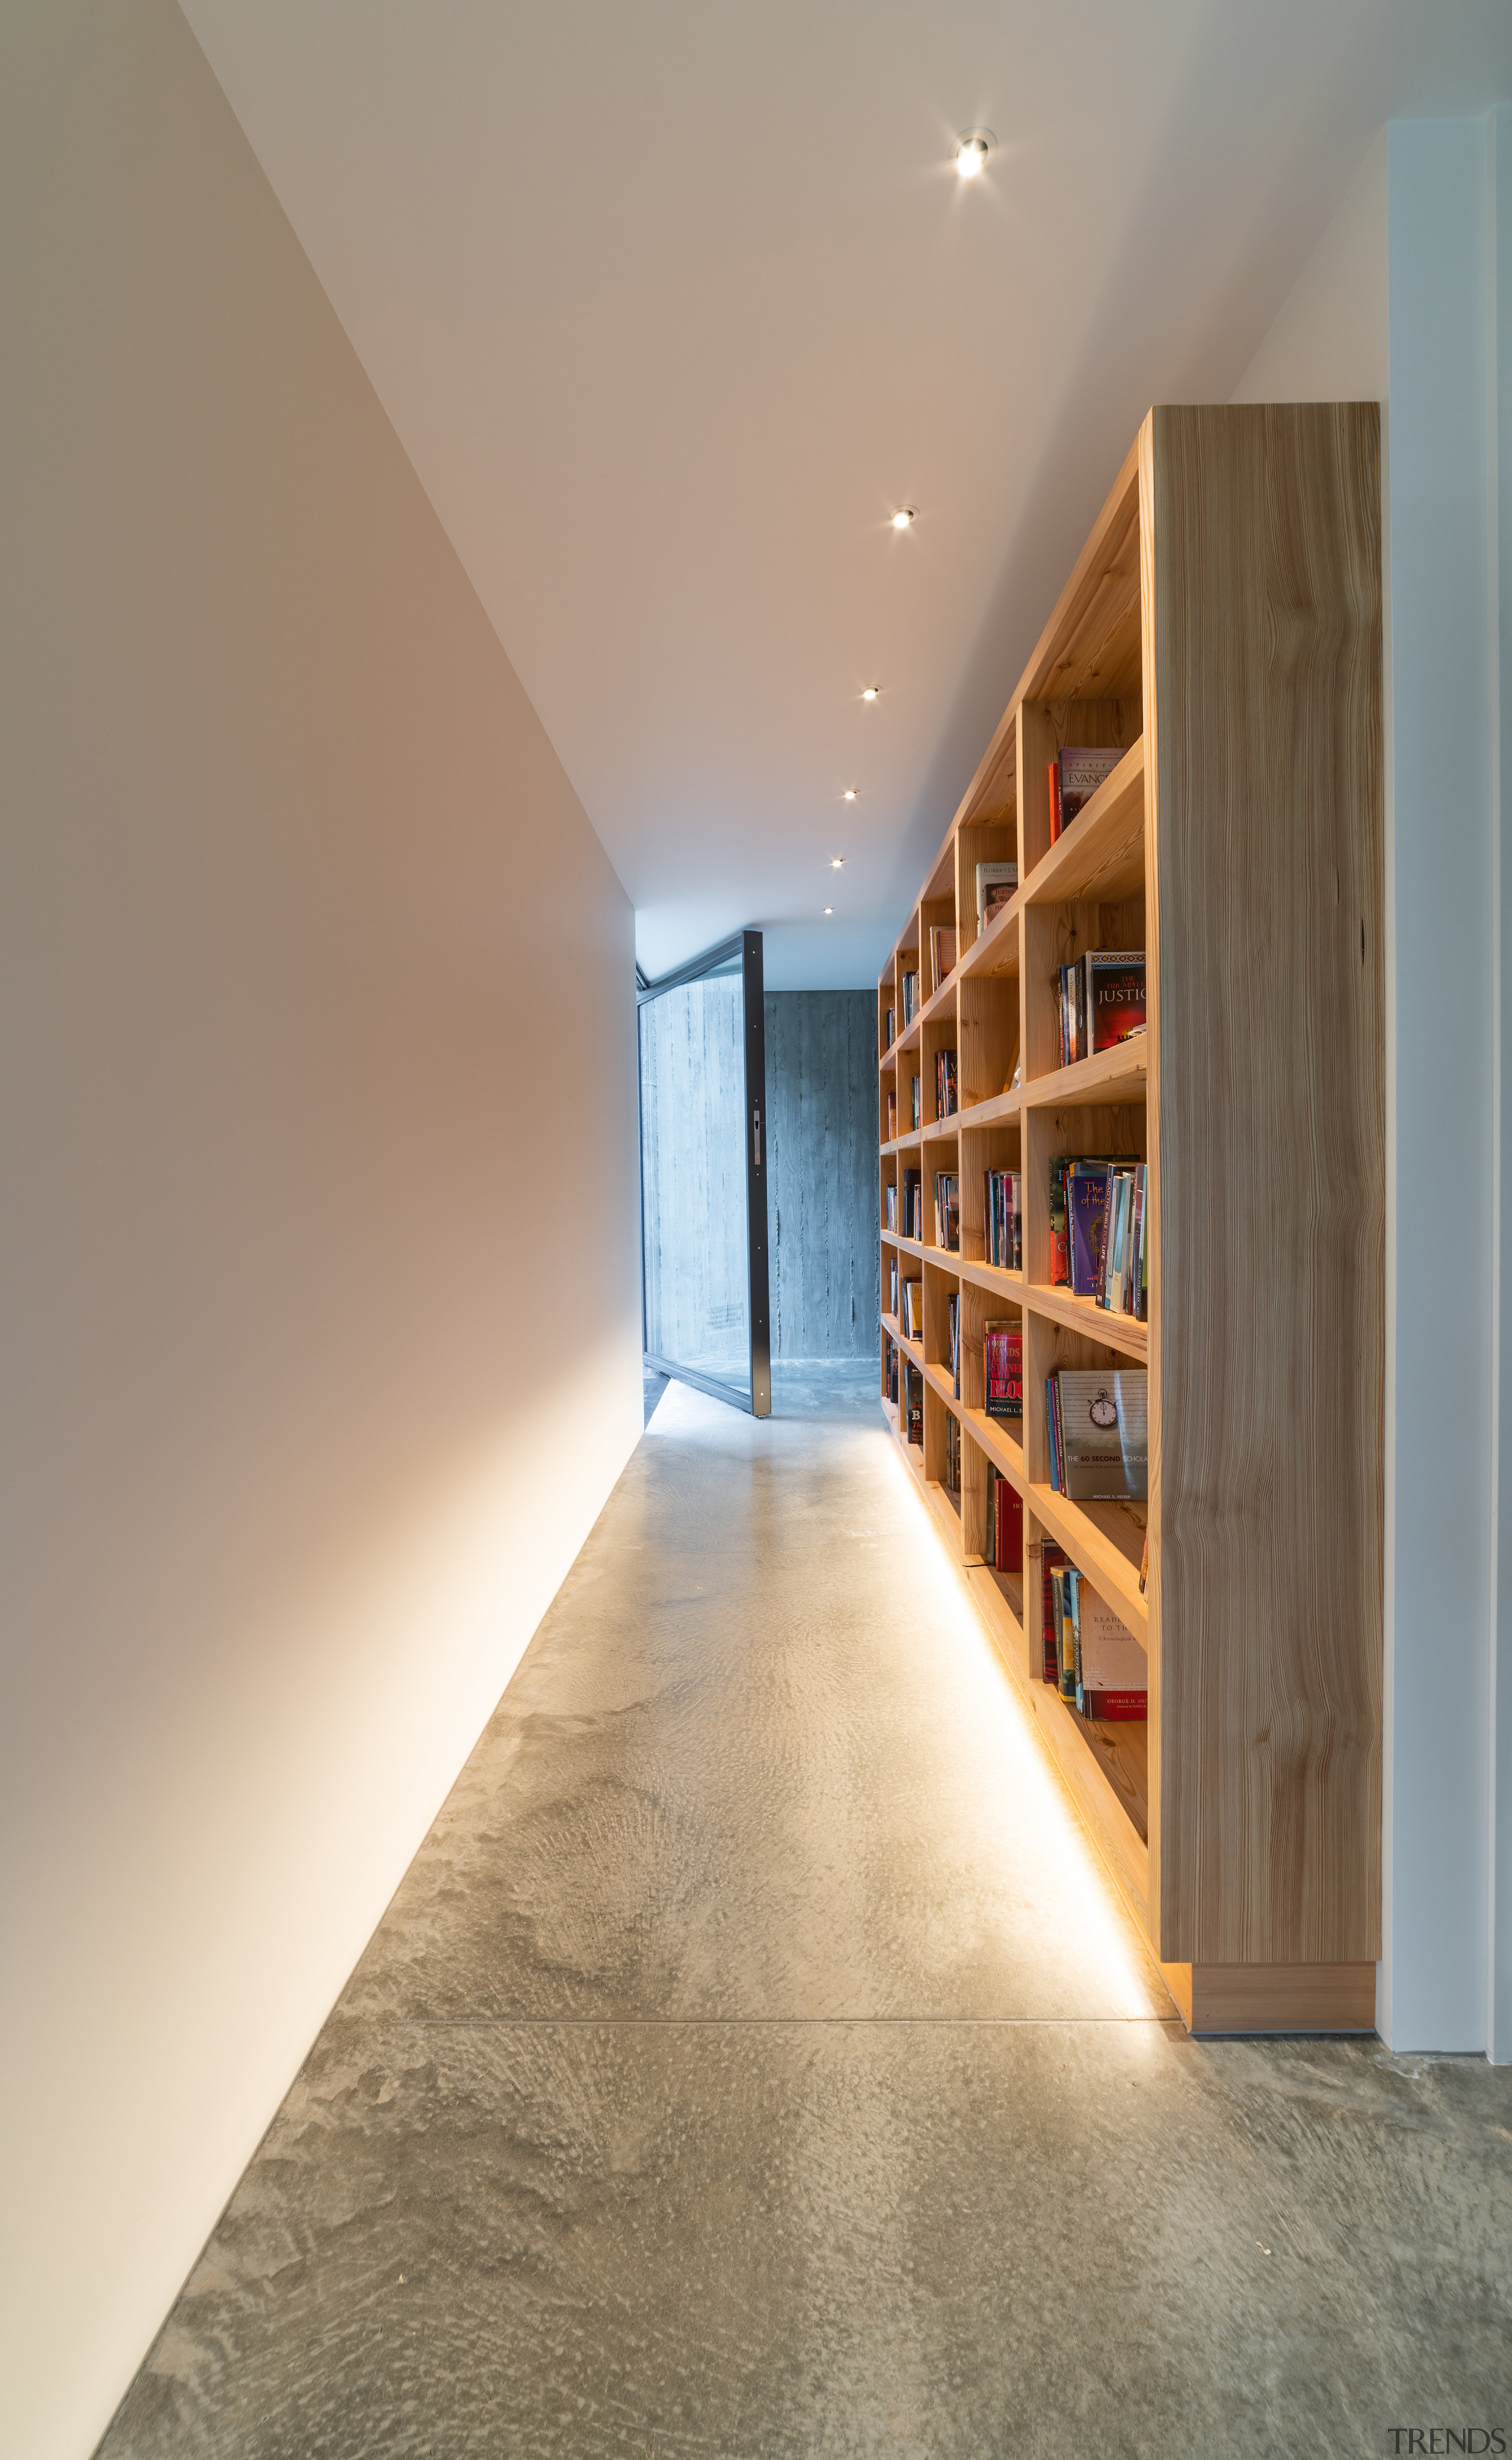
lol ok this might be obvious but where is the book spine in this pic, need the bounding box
[1048,758,1062,844]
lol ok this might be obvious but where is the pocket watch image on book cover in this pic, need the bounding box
[1058,1369,1148,1501]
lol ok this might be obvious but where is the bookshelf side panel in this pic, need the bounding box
[1152,402,1385,1966]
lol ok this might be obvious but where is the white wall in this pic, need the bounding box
[1233,117,1512,2058]
[0,4,643,2454]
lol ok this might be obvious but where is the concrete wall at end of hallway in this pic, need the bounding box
[0,2,643,2451]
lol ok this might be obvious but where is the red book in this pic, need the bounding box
[1086,951,1146,1054]
[1047,759,1063,843]
[994,1476,1023,1573]
[984,1321,1022,1419]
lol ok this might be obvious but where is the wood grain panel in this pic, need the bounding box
[1149,404,1384,1965]
[1162,1961,1377,2033]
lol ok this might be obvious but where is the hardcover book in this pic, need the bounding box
[886,1088,897,1140]
[884,1182,897,1231]
[1058,745,1123,826]
[911,1073,921,1131]
[1055,1369,1148,1501]
[1085,951,1146,1053]
[902,1278,924,1342]
[935,1046,958,1118]
[984,1320,1022,1420]
[930,925,958,987]
[1068,1166,1112,1298]
[902,969,918,1026]
[1037,1540,1067,1684]
[993,1473,1023,1573]
[933,1171,960,1251]
[975,861,1018,929]
[1073,1580,1148,1720]
[883,1007,894,1050]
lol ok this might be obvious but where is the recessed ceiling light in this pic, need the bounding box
[891,508,917,531]
[956,129,995,179]
[831,858,844,868]
[824,906,834,915]
[862,686,880,701]
[843,788,858,800]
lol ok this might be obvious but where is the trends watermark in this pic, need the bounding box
[1387,2436,1506,2455]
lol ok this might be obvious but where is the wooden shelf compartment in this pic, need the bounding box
[875,404,1385,2031]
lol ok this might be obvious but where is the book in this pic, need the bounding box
[902,1277,924,1342]
[933,1170,961,1251]
[1050,1369,1148,1501]
[902,969,918,1026]
[1047,759,1063,844]
[884,1181,897,1231]
[935,1046,958,1118]
[1058,745,1123,828]
[1049,1153,1124,1287]
[905,1362,923,1447]
[903,1167,921,1239]
[1051,1564,1077,1700]
[885,1088,897,1140]
[975,861,1018,929]
[994,1472,1023,1573]
[944,1408,962,1505]
[884,1335,899,1406]
[1037,1539,1067,1683]
[883,1006,895,1050]
[1085,950,1145,1053]
[984,1320,1022,1419]
[911,1073,921,1131]
[1073,1580,1147,1719]
[947,1291,961,1397]
[983,1169,1022,1270]
[930,925,958,987]
[888,1257,899,1319]
[1068,1164,1112,1298]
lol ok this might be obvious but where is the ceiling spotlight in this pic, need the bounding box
[843,788,858,800]
[955,129,995,179]
[891,507,917,531]
[824,906,834,915]
[831,858,844,868]
[862,686,880,701]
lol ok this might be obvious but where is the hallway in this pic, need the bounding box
[102,1373,1512,2457]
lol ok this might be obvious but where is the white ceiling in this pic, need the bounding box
[180,0,1512,990]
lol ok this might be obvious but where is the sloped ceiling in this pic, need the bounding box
[179,0,1511,987]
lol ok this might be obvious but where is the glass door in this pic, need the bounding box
[638,929,771,1417]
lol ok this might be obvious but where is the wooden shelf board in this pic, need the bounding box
[1024,737,1146,907]
[1022,1038,1148,1112]
[923,1361,962,1413]
[960,1403,1027,1489]
[954,1085,1022,1132]
[1019,438,1143,704]
[1029,1483,1149,1641]
[1024,1281,1149,1363]
[958,898,1022,983]
[955,1255,1026,1309]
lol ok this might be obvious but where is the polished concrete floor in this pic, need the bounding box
[100,1369,1512,2457]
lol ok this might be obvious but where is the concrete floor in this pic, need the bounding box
[100,1368,1512,2457]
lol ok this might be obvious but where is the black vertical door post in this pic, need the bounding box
[742,929,772,1418]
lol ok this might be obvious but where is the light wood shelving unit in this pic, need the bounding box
[878,405,1384,2035]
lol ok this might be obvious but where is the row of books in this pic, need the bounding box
[882,1005,894,1050]
[902,969,919,1026]
[1045,1368,1148,1501]
[902,1168,921,1239]
[1048,744,1124,844]
[985,1459,1024,1571]
[1040,1544,1147,1716]
[1056,949,1145,1070]
[984,1169,1022,1270]
[1050,1157,1149,1318]
[930,925,957,989]
[936,1047,957,1118]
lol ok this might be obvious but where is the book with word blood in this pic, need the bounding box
[984,1320,1022,1420]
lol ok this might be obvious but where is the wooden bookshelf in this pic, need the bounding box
[878,405,1384,2033]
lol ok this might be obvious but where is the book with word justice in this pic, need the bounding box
[901,1277,925,1343]
[1048,745,1125,843]
[984,1460,1024,1573]
[984,1169,1022,1270]
[930,925,958,988]
[902,969,919,1027]
[984,1320,1022,1420]
[935,1046,958,1118]
[902,1167,921,1240]
[976,861,1018,931]
[1057,951,1146,1070]
[904,1361,924,1447]
[933,1171,961,1251]
[1045,1368,1148,1502]
[947,1291,961,1397]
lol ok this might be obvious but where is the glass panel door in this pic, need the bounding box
[638,929,770,1417]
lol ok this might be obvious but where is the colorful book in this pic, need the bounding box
[984,1320,1022,1420]
[948,1292,961,1397]
[911,1073,921,1131]
[1068,1164,1112,1298]
[994,1474,1023,1573]
[905,1362,924,1446]
[935,1046,958,1118]
[885,1088,897,1140]
[930,925,958,988]
[976,861,1018,929]
[902,969,918,1025]
[1036,1538,1068,1683]
[933,1171,960,1251]
[1085,951,1146,1053]
[902,1278,924,1341]
[983,1169,1022,1270]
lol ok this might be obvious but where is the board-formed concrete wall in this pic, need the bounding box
[765,991,879,1360]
